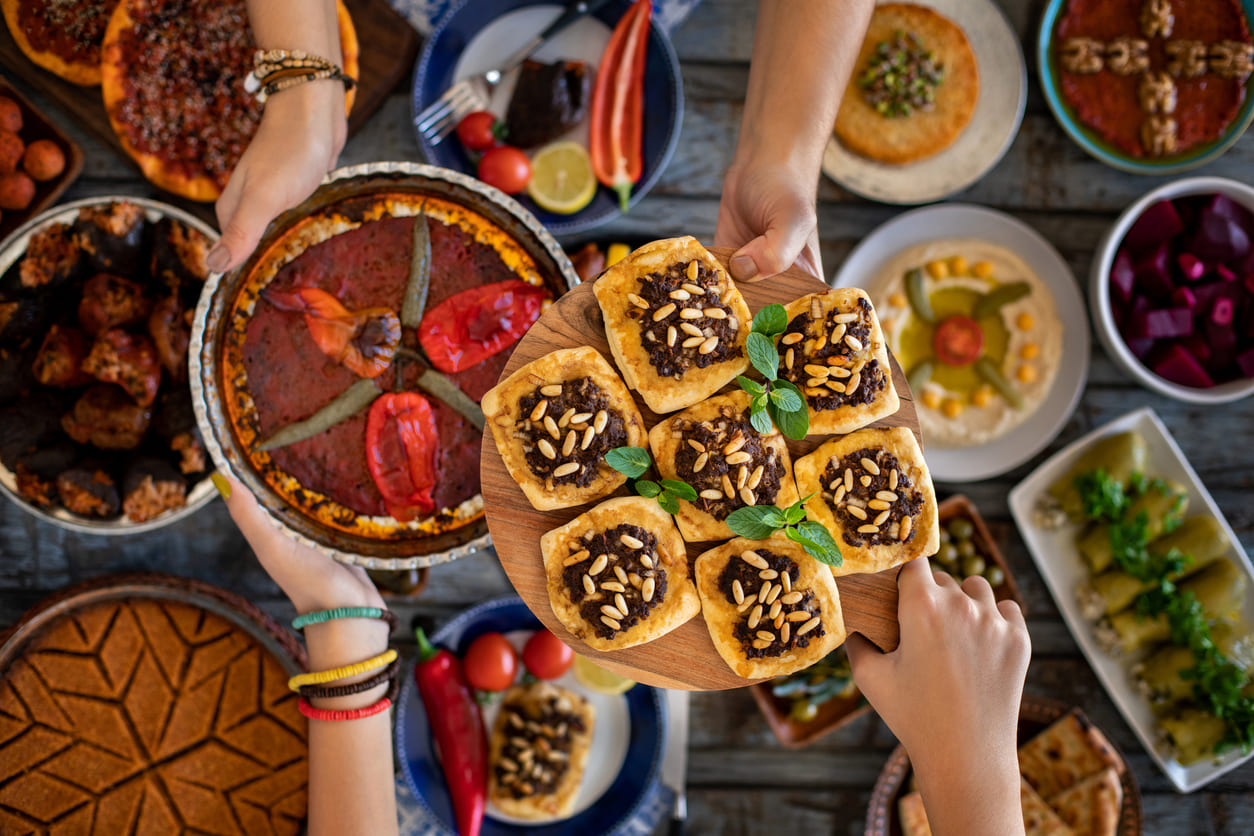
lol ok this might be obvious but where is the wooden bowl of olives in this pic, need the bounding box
[748,646,872,748]
[933,494,1023,608]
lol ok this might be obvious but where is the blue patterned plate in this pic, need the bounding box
[411,0,683,238]
[396,596,667,835]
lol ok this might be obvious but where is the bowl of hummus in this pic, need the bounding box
[834,205,1088,482]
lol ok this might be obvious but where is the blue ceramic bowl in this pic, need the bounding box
[1037,0,1254,174]
[412,0,684,238]
[395,596,667,835]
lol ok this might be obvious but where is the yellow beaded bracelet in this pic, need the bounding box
[287,649,398,691]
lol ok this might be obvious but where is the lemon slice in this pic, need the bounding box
[526,141,597,215]
[573,654,636,695]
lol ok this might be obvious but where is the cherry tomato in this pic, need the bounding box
[463,632,519,692]
[477,146,531,195]
[933,316,984,367]
[456,111,500,152]
[522,630,574,680]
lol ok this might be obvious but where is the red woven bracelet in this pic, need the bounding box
[298,695,392,722]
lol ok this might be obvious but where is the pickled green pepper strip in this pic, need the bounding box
[416,368,485,431]
[256,379,382,452]
[401,214,432,329]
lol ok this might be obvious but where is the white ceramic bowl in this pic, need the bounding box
[1090,176,1254,404]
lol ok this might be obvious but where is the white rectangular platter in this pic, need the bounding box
[1008,406,1254,793]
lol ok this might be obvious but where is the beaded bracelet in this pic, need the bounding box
[299,695,392,722]
[246,48,355,104]
[298,659,400,701]
[288,648,398,691]
[291,606,398,633]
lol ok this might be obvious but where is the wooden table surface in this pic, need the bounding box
[2,1,1253,833]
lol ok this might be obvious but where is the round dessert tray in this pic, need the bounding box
[192,161,579,570]
[0,196,221,535]
[481,248,923,691]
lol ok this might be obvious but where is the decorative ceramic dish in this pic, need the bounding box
[192,161,579,569]
[0,196,219,535]
[865,694,1143,835]
[1008,407,1254,792]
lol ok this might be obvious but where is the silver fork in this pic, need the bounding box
[415,0,615,146]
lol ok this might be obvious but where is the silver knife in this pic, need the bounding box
[661,689,689,835]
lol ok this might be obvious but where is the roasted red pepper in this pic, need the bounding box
[589,0,650,211]
[266,287,400,378]
[365,393,439,521]
[414,627,487,836]
[417,280,547,374]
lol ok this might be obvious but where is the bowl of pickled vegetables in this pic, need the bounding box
[748,646,869,748]
[930,494,1024,605]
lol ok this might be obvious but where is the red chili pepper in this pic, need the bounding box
[589,0,651,212]
[365,393,439,521]
[414,628,487,836]
[266,287,400,378]
[417,280,547,374]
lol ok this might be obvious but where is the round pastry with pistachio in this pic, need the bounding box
[594,236,751,414]
[694,534,847,679]
[870,239,1063,448]
[483,346,647,511]
[794,426,940,576]
[778,288,900,435]
[540,496,700,651]
[648,390,799,543]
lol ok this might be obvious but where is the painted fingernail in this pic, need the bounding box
[210,472,231,500]
[729,254,758,281]
[206,245,230,273]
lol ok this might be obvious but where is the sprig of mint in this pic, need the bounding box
[737,304,810,440]
[725,496,842,566]
[605,446,697,514]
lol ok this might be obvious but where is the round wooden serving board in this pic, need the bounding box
[481,248,922,690]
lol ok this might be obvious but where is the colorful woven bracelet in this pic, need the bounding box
[287,648,397,691]
[298,659,400,701]
[298,695,392,722]
[291,607,398,632]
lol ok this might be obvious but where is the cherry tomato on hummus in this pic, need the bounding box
[522,629,574,680]
[933,316,984,367]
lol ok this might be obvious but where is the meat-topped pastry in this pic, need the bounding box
[484,346,647,511]
[541,497,700,650]
[694,534,847,679]
[794,427,939,576]
[778,288,899,434]
[594,237,751,413]
[648,390,799,542]
[489,682,595,820]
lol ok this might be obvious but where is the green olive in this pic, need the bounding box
[956,539,977,559]
[937,543,960,567]
[939,527,952,544]
[984,566,1006,587]
[947,518,974,540]
[790,700,819,723]
[961,555,986,578]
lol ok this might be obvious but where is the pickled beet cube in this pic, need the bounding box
[1153,344,1215,388]
[1204,193,1254,229]
[1178,253,1205,281]
[1212,297,1235,326]
[1125,337,1156,359]
[1190,212,1251,263]
[1215,264,1237,282]
[1110,249,1136,303]
[1181,335,1212,363]
[1125,200,1185,253]
[1129,307,1195,339]
[1134,243,1175,301]
[1171,287,1197,308]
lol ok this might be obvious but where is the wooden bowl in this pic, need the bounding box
[0,77,83,244]
[936,494,1024,610]
[865,694,1143,836]
[748,671,870,749]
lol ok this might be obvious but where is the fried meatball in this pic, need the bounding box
[78,273,152,335]
[62,385,152,450]
[33,324,92,388]
[82,329,162,407]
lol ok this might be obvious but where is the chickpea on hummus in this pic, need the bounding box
[869,239,1063,448]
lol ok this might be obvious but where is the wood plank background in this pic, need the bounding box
[2,0,1253,832]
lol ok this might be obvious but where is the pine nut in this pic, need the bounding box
[847,505,867,520]
[589,554,608,575]
[698,336,719,354]
[861,457,880,475]
[540,384,563,396]
[781,332,803,345]
[693,452,709,473]
[669,289,691,300]
[530,400,548,421]
[628,293,648,309]
[704,308,727,319]
[798,617,820,635]
[583,575,596,595]
[562,431,576,456]
[741,551,768,569]
[538,439,556,459]
[642,577,655,602]
[620,534,644,549]
[653,303,676,321]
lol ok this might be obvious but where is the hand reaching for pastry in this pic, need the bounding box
[846,558,1031,836]
[206,81,346,274]
[714,158,822,283]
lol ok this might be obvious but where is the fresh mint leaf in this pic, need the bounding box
[737,375,766,396]
[749,404,774,435]
[752,303,787,336]
[658,492,680,515]
[762,507,790,529]
[606,446,651,478]
[769,386,803,412]
[746,332,779,381]
[660,479,697,501]
[787,521,843,566]
[726,505,783,539]
[769,400,809,440]
[635,479,662,498]
[783,499,807,526]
